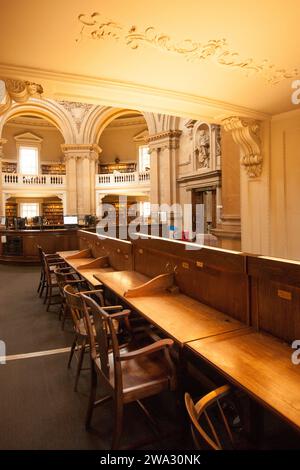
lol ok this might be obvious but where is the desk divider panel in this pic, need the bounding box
[132,235,249,323]
[77,230,133,271]
[248,256,300,342]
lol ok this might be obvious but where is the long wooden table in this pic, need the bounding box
[187,329,300,431]
[59,249,248,345]
[58,249,300,434]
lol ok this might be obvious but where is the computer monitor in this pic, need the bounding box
[63,215,78,226]
[0,216,6,226]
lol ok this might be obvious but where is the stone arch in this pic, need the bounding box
[83,106,160,144]
[0,98,76,143]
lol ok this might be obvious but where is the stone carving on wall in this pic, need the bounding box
[223,116,262,178]
[0,78,43,116]
[77,12,299,84]
[195,128,210,168]
[57,100,93,132]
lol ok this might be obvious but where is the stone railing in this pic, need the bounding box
[2,173,66,187]
[96,171,150,187]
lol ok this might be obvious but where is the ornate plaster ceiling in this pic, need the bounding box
[0,0,299,119]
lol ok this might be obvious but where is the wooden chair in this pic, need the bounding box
[81,293,177,450]
[64,284,126,391]
[54,267,88,330]
[37,245,64,298]
[185,386,245,450]
[42,251,66,311]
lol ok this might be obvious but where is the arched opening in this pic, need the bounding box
[1,112,66,228]
[94,109,151,227]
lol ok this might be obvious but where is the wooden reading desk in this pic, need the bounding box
[84,268,247,346]
[186,328,300,431]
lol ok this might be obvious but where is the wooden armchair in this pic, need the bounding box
[37,245,64,298]
[64,284,128,391]
[54,267,88,329]
[40,249,67,311]
[81,293,177,450]
[185,386,245,450]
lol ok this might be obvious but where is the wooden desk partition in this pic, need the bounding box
[132,235,249,324]
[248,255,300,343]
[76,230,133,271]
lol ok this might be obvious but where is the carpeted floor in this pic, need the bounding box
[0,264,182,450]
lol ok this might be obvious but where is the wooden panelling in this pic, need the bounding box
[77,230,133,271]
[248,256,300,342]
[132,236,248,323]
[0,229,79,262]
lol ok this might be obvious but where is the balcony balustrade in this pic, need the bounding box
[96,171,150,187]
[2,173,66,188]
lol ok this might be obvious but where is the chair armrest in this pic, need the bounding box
[119,338,173,361]
[48,260,66,266]
[108,309,131,318]
[79,289,104,295]
[101,305,124,312]
[65,279,87,285]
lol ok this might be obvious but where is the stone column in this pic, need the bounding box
[147,130,182,229]
[0,139,7,215]
[211,127,241,250]
[147,130,181,206]
[61,144,101,216]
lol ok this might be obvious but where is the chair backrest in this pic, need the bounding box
[54,268,76,296]
[37,245,43,265]
[81,294,122,392]
[185,385,237,450]
[64,284,86,327]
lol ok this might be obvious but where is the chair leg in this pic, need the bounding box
[61,304,69,330]
[39,278,46,298]
[37,272,42,293]
[74,338,86,392]
[46,286,52,311]
[85,364,98,429]
[68,336,77,369]
[112,398,123,450]
[43,283,49,304]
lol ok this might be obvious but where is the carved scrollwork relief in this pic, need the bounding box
[223,116,262,178]
[77,12,299,84]
[0,78,43,116]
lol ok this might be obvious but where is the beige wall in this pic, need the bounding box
[2,122,64,162]
[270,109,300,260]
[99,123,147,164]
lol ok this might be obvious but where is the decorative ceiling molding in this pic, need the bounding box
[6,116,57,130]
[223,116,262,178]
[77,12,299,85]
[0,64,270,121]
[105,116,146,129]
[57,100,93,132]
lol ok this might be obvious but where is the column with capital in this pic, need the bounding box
[147,131,182,230]
[0,139,7,215]
[61,144,101,216]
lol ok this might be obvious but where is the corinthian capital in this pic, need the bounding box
[222,116,262,178]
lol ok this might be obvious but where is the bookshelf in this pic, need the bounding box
[5,202,17,218]
[42,200,64,225]
[41,163,66,175]
[99,161,136,174]
[2,161,17,173]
